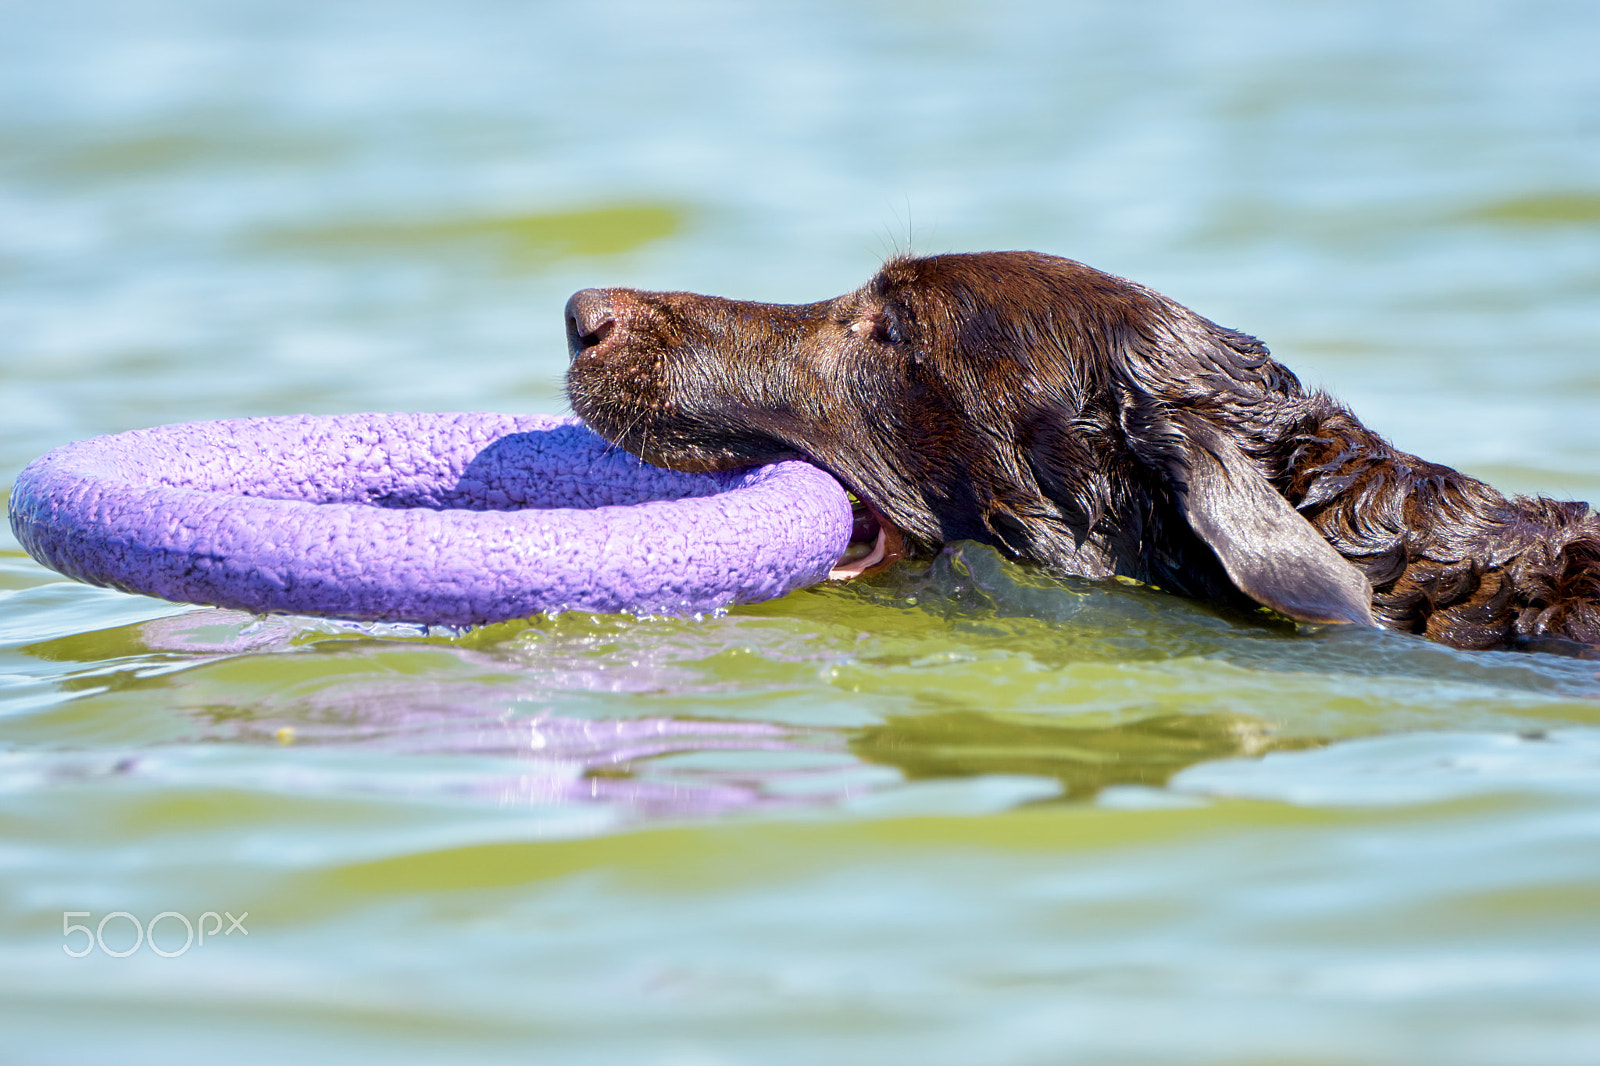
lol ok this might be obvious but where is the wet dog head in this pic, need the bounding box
[566,251,1375,626]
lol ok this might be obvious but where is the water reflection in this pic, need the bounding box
[853,709,1315,801]
[126,608,1319,815]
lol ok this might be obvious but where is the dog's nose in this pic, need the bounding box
[565,289,617,360]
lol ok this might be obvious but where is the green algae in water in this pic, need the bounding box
[1462,192,1600,226]
[253,202,684,268]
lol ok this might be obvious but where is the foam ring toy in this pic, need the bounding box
[8,413,855,626]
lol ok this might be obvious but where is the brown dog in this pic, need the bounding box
[565,250,1600,654]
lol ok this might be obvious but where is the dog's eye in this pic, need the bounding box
[849,315,904,344]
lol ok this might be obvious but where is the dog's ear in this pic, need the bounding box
[1125,400,1377,627]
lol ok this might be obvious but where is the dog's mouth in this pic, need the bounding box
[829,494,906,580]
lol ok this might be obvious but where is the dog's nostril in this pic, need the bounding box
[565,289,618,358]
[575,315,614,352]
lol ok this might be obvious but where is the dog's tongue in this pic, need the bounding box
[829,497,906,579]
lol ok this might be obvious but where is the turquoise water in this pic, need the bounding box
[3,2,1600,1062]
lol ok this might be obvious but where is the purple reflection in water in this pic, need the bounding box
[285,703,838,815]
[139,610,855,816]
[139,609,311,654]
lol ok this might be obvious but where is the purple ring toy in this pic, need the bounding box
[8,412,854,626]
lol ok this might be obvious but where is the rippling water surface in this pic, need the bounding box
[3,2,1600,1063]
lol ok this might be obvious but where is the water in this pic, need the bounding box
[3,1,1600,1062]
